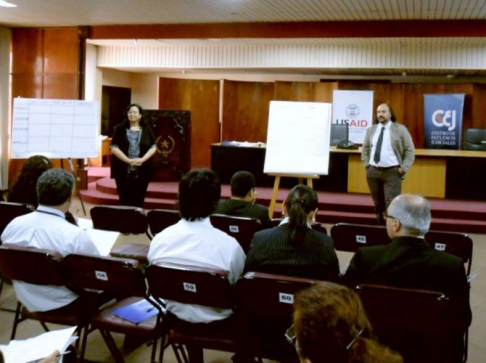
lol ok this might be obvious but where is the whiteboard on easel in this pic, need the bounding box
[11,98,99,159]
[264,101,332,175]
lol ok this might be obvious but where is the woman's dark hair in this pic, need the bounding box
[178,169,221,221]
[284,184,318,243]
[294,282,402,363]
[8,155,53,206]
[124,103,146,126]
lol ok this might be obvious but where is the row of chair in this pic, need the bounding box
[0,243,319,363]
[0,243,469,363]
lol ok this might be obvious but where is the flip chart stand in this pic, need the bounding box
[267,173,319,218]
[68,158,87,216]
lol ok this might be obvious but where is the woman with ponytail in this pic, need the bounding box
[244,185,339,281]
[293,282,402,363]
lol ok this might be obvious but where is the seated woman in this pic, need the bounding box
[7,155,76,225]
[7,155,53,206]
[245,184,339,281]
[293,282,402,363]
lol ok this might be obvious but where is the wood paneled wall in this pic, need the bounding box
[275,81,336,102]
[161,79,486,169]
[158,77,220,169]
[10,27,81,184]
[222,80,274,143]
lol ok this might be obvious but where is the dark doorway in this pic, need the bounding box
[101,86,131,137]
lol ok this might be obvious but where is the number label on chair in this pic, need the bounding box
[183,282,197,293]
[229,225,239,233]
[95,270,108,281]
[434,243,446,251]
[279,293,294,304]
[356,235,367,244]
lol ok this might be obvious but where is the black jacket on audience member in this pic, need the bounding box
[245,223,340,281]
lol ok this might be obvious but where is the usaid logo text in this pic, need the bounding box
[432,110,456,131]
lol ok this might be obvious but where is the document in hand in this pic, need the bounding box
[1,326,77,363]
[112,299,162,324]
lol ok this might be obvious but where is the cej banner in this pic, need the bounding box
[423,94,465,150]
[332,90,374,143]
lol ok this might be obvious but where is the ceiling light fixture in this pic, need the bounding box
[0,0,17,8]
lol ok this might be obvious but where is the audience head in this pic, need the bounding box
[284,185,318,242]
[9,155,53,205]
[230,171,256,200]
[386,194,431,238]
[36,168,75,207]
[293,282,402,363]
[178,168,221,221]
[376,103,396,123]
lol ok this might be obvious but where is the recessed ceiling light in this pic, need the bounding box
[0,0,17,8]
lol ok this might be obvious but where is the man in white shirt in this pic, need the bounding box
[148,168,245,363]
[1,168,99,313]
[361,103,415,225]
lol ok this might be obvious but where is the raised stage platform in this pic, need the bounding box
[80,167,486,234]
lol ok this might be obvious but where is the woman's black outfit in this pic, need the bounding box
[111,121,156,207]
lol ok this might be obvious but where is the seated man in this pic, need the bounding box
[215,170,270,226]
[1,168,100,314]
[344,193,471,362]
[148,169,245,363]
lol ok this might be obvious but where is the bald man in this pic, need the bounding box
[361,103,415,224]
[344,194,471,362]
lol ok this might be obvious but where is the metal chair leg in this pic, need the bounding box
[100,329,125,363]
[10,301,22,340]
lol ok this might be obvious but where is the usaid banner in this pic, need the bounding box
[332,90,374,143]
[424,94,465,150]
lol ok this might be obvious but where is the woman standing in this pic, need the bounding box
[110,103,156,207]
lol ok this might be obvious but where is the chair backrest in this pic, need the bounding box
[0,201,35,237]
[63,254,146,299]
[146,262,233,309]
[330,223,390,252]
[210,214,263,252]
[425,230,473,276]
[146,209,181,236]
[236,272,318,319]
[90,205,150,237]
[464,128,486,151]
[330,123,349,146]
[0,244,64,286]
[356,283,467,362]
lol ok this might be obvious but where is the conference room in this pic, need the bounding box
[1,1,486,362]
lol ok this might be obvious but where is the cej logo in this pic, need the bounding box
[431,110,456,131]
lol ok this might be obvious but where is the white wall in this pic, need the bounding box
[102,68,132,88]
[0,27,11,190]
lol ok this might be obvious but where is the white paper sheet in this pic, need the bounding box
[1,326,77,363]
[86,229,120,256]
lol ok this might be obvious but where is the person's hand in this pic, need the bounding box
[40,350,60,363]
[129,159,143,166]
[398,167,405,174]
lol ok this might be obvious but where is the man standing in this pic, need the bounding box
[148,169,245,363]
[215,170,270,226]
[1,168,99,314]
[361,103,415,224]
[344,194,471,362]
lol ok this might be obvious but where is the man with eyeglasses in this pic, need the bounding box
[344,194,471,362]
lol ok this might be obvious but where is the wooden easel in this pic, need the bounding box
[267,173,319,218]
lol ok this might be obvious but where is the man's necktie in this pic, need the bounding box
[373,127,385,164]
